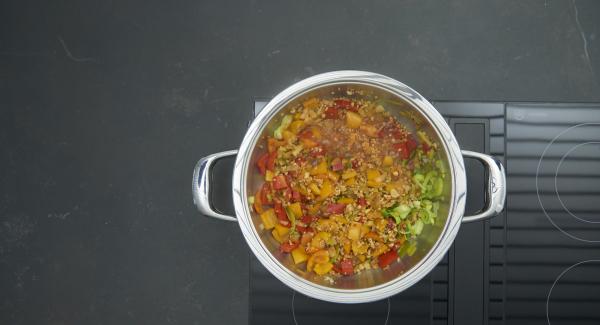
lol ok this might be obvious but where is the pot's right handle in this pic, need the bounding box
[460,150,506,223]
[192,150,238,222]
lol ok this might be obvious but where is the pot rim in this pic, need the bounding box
[232,71,466,303]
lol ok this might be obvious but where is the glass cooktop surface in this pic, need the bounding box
[247,101,600,325]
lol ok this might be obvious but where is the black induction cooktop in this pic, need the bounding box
[247,101,600,325]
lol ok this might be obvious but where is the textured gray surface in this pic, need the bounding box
[1,0,599,324]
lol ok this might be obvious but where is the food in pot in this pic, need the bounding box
[250,96,445,277]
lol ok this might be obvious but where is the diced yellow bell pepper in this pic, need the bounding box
[327,171,340,181]
[282,130,296,142]
[272,229,283,243]
[341,169,357,180]
[265,170,274,182]
[311,232,331,249]
[289,120,305,134]
[307,204,321,215]
[372,243,390,257]
[346,111,362,129]
[303,97,319,109]
[288,202,302,218]
[343,239,351,254]
[360,124,378,137]
[348,222,362,241]
[274,223,290,237]
[383,156,394,166]
[291,247,308,264]
[317,218,338,232]
[352,240,368,255]
[337,197,354,205]
[260,209,277,230]
[367,180,382,188]
[313,262,334,275]
[367,169,381,181]
[310,160,328,175]
[344,177,356,186]
[309,183,321,195]
[307,249,329,272]
[319,180,333,199]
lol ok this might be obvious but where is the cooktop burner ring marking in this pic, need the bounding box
[536,123,600,243]
[291,291,391,325]
[554,141,600,224]
[546,259,600,325]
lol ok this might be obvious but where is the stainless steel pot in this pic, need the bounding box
[192,71,506,303]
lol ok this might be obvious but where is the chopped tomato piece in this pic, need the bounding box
[331,157,343,171]
[292,189,302,202]
[334,99,351,108]
[378,250,398,268]
[325,203,346,214]
[266,151,277,171]
[274,202,289,226]
[357,198,367,207]
[280,241,300,253]
[301,215,314,224]
[256,153,269,175]
[406,135,418,152]
[260,182,272,204]
[324,106,340,119]
[340,259,354,275]
[273,174,288,190]
[267,138,285,153]
[393,142,410,160]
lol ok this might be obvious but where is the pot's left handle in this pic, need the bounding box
[192,150,238,222]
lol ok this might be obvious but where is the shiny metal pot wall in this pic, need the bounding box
[192,71,506,303]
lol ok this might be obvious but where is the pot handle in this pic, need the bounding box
[460,150,506,223]
[192,150,238,222]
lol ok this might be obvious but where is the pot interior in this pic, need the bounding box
[246,82,453,290]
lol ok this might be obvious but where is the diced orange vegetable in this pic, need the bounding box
[291,247,308,264]
[344,177,356,186]
[309,183,321,195]
[272,229,284,243]
[319,180,333,199]
[348,222,362,241]
[341,169,357,180]
[267,138,285,153]
[311,232,331,249]
[337,197,354,205]
[367,169,381,181]
[351,240,368,255]
[274,224,290,237]
[343,239,351,254]
[313,262,334,275]
[383,156,394,166]
[289,120,305,134]
[310,160,328,175]
[303,97,319,109]
[253,188,263,214]
[346,111,362,129]
[360,124,378,137]
[288,202,303,218]
[307,249,329,272]
[260,209,277,229]
[282,130,296,142]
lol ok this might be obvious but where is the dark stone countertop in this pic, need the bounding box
[1,1,599,324]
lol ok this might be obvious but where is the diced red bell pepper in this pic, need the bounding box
[295,225,307,233]
[422,141,431,153]
[332,263,342,274]
[266,151,277,171]
[334,99,351,108]
[406,135,418,152]
[301,215,314,225]
[282,188,292,201]
[260,182,272,204]
[351,159,360,169]
[378,250,398,269]
[357,197,367,207]
[331,157,343,171]
[326,203,346,214]
[324,106,340,119]
[279,241,299,253]
[393,142,410,160]
[292,189,302,202]
[274,201,290,227]
[256,153,269,175]
[273,174,288,190]
[340,259,354,276]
